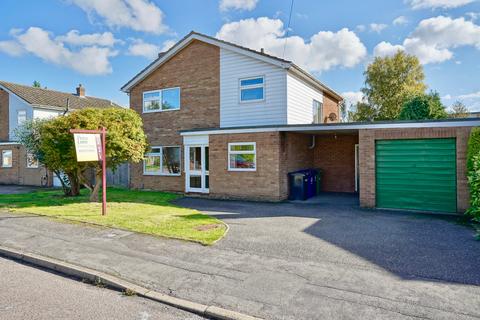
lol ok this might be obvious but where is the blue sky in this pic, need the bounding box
[0,0,479,110]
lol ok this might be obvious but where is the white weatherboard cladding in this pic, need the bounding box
[287,73,323,124]
[220,48,287,127]
[8,93,33,141]
[33,108,61,120]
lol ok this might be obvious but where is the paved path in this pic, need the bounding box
[0,184,44,194]
[0,256,203,320]
[0,195,479,319]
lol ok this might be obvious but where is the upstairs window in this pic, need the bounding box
[312,99,323,124]
[239,76,264,102]
[17,110,27,126]
[143,88,180,113]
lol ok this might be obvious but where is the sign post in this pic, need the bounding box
[70,127,108,216]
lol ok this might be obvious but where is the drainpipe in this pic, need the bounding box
[308,135,316,149]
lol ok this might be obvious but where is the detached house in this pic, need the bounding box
[0,81,119,187]
[122,31,480,214]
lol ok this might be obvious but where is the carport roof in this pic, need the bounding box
[180,118,480,136]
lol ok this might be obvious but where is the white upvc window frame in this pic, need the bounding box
[228,142,256,172]
[142,87,181,113]
[26,152,39,169]
[143,146,181,176]
[17,110,27,126]
[239,76,265,103]
[312,99,323,124]
[2,150,12,168]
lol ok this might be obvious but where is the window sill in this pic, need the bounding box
[228,168,256,172]
[143,172,181,176]
[143,108,180,114]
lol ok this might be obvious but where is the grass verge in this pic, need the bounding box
[0,188,227,245]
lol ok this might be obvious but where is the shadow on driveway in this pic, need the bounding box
[176,193,480,286]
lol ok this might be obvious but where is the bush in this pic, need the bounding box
[398,92,448,120]
[467,127,480,172]
[467,154,480,221]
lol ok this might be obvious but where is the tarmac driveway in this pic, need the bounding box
[0,193,479,319]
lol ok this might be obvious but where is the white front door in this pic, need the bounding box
[185,145,209,193]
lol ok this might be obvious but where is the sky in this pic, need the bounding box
[0,0,479,111]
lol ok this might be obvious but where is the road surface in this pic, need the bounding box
[0,257,204,320]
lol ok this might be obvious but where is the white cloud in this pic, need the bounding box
[407,0,476,10]
[56,30,119,47]
[216,17,367,73]
[373,41,405,57]
[393,16,408,26]
[458,91,480,111]
[161,39,176,52]
[0,40,25,56]
[70,0,167,34]
[370,23,388,33]
[342,91,365,106]
[466,12,479,21]
[459,91,480,99]
[0,27,117,75]
[219,0,258,11]
[356,25,366,32]
[442,94,452,100]
[127,39,159,59]
[373,16,480,64]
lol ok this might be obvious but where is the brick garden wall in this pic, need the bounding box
[128,40,220,192]
[359,127,471,212]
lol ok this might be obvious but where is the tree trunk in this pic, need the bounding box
[66,172,80,196]
[89,169,102,202]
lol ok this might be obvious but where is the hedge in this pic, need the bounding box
[467,128,480,220]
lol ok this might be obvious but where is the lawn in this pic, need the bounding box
[0,188,227,245]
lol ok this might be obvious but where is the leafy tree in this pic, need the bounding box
[358,51,427,121]
[14,119,75,195]
[348,102,377,122]
[467,127,480,172]
[32,81,41,88]
[449,101,469,118]
[39,108,148,201]
[398,91,448,120]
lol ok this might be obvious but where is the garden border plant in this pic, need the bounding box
[467,127,480,222]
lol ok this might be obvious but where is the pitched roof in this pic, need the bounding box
[0,81,121,110]
[121,31,343,101]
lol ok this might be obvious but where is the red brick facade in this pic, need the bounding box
[129,40,220,192]
[0,89,9,141]
[359,127,471,213]
[313,134,358,193]
[323,93,340,123]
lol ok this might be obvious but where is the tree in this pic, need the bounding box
[348,102,377,122]
[32,81,41,88]
[449,101,469,118]
[39,108,148,201]
[398,91,448,121]
[358,51,427,121]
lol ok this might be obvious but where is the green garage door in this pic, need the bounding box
[376,138,457,213]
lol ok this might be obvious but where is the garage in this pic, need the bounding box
[375,138,457,213]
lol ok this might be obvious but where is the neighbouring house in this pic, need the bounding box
[0,81,120,187]
[122,31,480,214]
[469,111,480,118]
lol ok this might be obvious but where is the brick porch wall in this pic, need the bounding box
[128,40,220,192]
[209,132,284,201]
[0,144,20,184]
[313,134,358,193]
[359,127,471,213]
